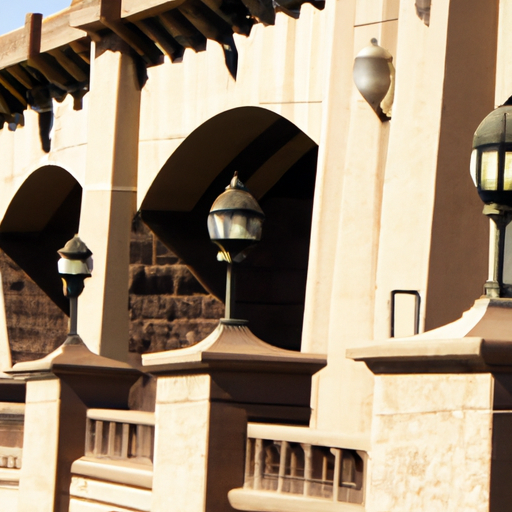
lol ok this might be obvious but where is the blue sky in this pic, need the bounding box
[0,1,71,35]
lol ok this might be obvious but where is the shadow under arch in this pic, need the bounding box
[0,165,82,314]
[141,106,318,350]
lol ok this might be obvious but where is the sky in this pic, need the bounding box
[0,1,71,35]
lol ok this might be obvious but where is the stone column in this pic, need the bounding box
[16,377,86,512]
[77,35,141,361]
[151,374,247,512]
[8,340,140,512]
[144,320,325,512]
[348,298,512,511]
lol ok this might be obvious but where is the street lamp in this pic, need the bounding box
[471,99,512,297]
[353,39,395,121]
[57,235,93,336]
[208,172,264,319]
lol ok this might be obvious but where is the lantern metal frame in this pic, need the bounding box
[208,172,264,320]
[57,235,92,335]
[471,101,512,298]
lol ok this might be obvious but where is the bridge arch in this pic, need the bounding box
[140,106,318,350]
[0,165,82,313]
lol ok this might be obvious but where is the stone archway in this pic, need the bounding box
[0,165,82,362]
[140,106,318,350]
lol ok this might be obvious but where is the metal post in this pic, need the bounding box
[225,263,234,319]
[69,296,78,335]
[483,206,512,298]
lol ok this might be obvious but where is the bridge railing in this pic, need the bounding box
[85,408,155,465]
[0,402,24,472]
[229,423,368,511]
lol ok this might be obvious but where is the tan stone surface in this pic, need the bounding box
[155,374,211,404]
[0,0,508,510]
[0,488,18,512]
[17,378,61,512]
[374,373,493,415]
[152,399,209,512]
[368,374,493,512]
[69,499,139,512]
[69,476,152,512]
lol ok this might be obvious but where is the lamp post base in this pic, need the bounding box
[484,280,501,298]
[220,318,248,326]
[484,205,512,298]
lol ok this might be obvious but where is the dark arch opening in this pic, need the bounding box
[0,166,82,314]
[140,106,318,350]
[0,166,82,362]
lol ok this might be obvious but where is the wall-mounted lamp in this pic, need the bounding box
[208,172,264,320]
[471,98,512,297]
[57,235,93,337]
[353,39,395,121]
[415,0,431,26]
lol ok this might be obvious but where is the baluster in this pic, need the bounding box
[331,448,341,502]
[277,441,288,493]
[121,423,129,459]
[254,439,263,490]
[244,438,253,488]
[85,419,93,455]
[302,444,312,496]
[94,420,103,456]
[108,422,116,457]
[136,424,143,458]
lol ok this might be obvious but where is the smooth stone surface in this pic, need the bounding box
[373,373,493,415]
[367,374,493,512]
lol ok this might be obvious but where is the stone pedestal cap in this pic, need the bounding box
[143,319,326,374]
[348,298,512,373]
[6,335,141,408]
[143,320,326,424]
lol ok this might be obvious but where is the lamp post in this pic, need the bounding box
[57,234,93,336]
[471,99,512,298]
[208,172,264,320]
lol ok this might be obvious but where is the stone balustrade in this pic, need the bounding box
[0,401,24,511]
[0,402,24,472]
[69,409,155,512]
[85,408,155,465]
[229,424,368,512]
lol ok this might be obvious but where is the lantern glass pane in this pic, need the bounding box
[229,212,249,239]
[469,149,477,186]
[505,152,512,191]
[208,211,263,240]
[481,150,499,190]
[247,216,263,241]
[208,212,225,240]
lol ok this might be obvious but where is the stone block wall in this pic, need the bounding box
[0,252,67,363]
[0,218,224,364]
[128,217,224,353]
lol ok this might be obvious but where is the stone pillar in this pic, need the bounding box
[16,377,86,512]
[77,35,141,361]
[151,374,247,512]
[144,320,325,512]
[302,0,395,436]
[348,298,512,512]
[7,340,140,512]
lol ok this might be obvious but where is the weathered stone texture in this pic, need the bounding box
[0,252,68,364]
[368,374,493,512]
[128,219,223,353]
[1,219,223,363]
